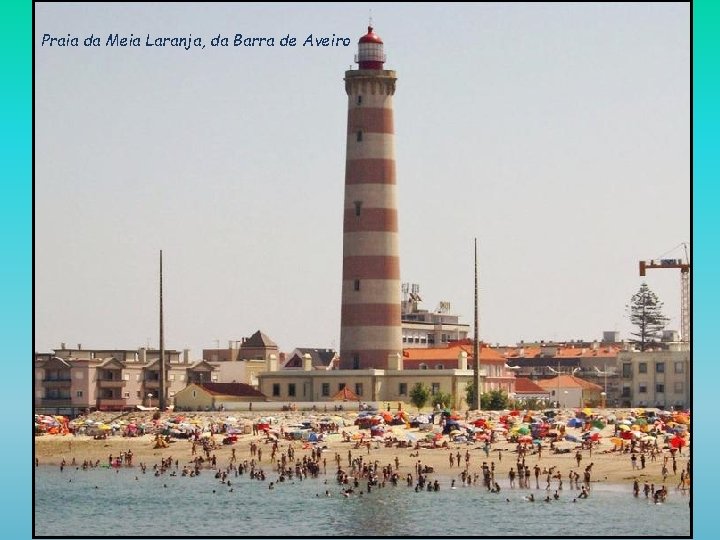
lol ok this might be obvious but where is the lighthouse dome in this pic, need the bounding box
[356,26,385,70]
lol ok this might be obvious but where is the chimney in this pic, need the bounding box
[139,347,147,363]
[61,342,66,350]
[387,352,403,371]
[302,353,313,371]
[458,351,468,370]
[183,349,190,363]
[266,353,278,372]
[77,343,82,350]
[228,340,233,350]
[590,340,599,351]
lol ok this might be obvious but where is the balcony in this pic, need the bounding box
[97,379,127,389]
[144,380,160,388]
[42,378,72,388]
[41,397,71,407]
[96,398,128,411]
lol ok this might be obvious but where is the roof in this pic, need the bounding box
[284,348,337,368]
[514,378,550,394]
[504,345,620,359]
[241,330,277,349]
[331,386,361,401]
[536,375,603,391]
[403,343,506,363]
[196,383,267,399]
[359,26,383,44]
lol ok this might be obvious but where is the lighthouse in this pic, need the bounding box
[339,26,402,370]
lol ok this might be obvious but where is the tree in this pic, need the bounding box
[409,383,430,412]
[481,389,510,411]
[627,282,670,351]
[431,390,453,409]
[465,382,476,409]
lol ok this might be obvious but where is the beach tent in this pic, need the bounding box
[331,387,361,401]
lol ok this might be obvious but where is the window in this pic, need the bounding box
[354,279,360,291]
[321,383,330,397]
[192,390,197,398]
[638,384,647,394]
[419,363,428,370]
[352,354,360,370]
[431,383,440,395]
[638,362,647,374]
[402,336,407,343]
[355,383,364,396]
[356,130,363,142]
[428,335,435,345]
[622,386,631,398]
[354,201,362,216]
[169,374,175,381]
[272,383,280,397]
[123,373,130,381]
[436,364,444,370]
[211,374,218,381]
[399,383,407,396]
[674,362,684,374]
[357,95,362,105]
[136,391,141,398]
[674,381,683,393]
[123,392,130,398]
[76,391,83,398]
[656,383,665,393]
[179,374,186,381]
[288,383,296,397]
[622,363,632,378]
[656,362,665,373]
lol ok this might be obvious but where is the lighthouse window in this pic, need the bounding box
[354,201,362,216]
[357,95,362,105]
[356,131,363,142]
[354,279,361,291]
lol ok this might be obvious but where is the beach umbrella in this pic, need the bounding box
[565,434,580,442]
[670,436,686,449]
[618,424,630,431]
[517,426,530,435]
[518,435,533,443]
[609,437,623,446]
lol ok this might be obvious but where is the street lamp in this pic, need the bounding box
[147,393,153,407]
[563,390,569,409]
[601,391,607,409]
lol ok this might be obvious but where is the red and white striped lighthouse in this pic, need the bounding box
[339,26,401,370]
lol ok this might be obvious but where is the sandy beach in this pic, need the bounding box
[34,408,690,492]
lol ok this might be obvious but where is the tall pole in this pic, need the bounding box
[473,238,481,410]
[159,250,166,411]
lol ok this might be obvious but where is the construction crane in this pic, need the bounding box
[638,243,690,342]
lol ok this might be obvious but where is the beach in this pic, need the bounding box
[34,408,690,490]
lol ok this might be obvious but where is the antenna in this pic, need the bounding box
[369,9,373,28]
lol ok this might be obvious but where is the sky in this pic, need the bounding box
[34,2,690,357]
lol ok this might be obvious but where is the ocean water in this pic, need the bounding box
[34,466,690,537]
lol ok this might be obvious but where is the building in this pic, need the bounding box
[402,341,517,395]
[513,378,551,405]
[339,26,402,370]
[34,345,194,415]
[202,330,280,363]
[536,375,603,409]
[616,343,690,409]
[283,348,339,370]
[401,283,470,348]
[173,383,267,411]
[257,351,481,409]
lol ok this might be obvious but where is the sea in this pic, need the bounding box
[34,466,690,537]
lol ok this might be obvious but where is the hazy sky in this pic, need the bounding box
[35,2,690,357]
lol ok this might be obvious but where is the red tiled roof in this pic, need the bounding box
[197,383,267,399]
[331,387,361,401]
[514,377,549,393]
[536,375,603,391]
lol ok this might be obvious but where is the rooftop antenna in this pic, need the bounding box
[369,9,373,28]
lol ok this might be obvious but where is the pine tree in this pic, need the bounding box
[626,282,670,351]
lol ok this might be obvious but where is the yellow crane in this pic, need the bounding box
[638,243,690,342]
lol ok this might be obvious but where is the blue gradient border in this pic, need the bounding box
[693,1,716,540]
[18,1,709,539]
[3,0,31,539]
